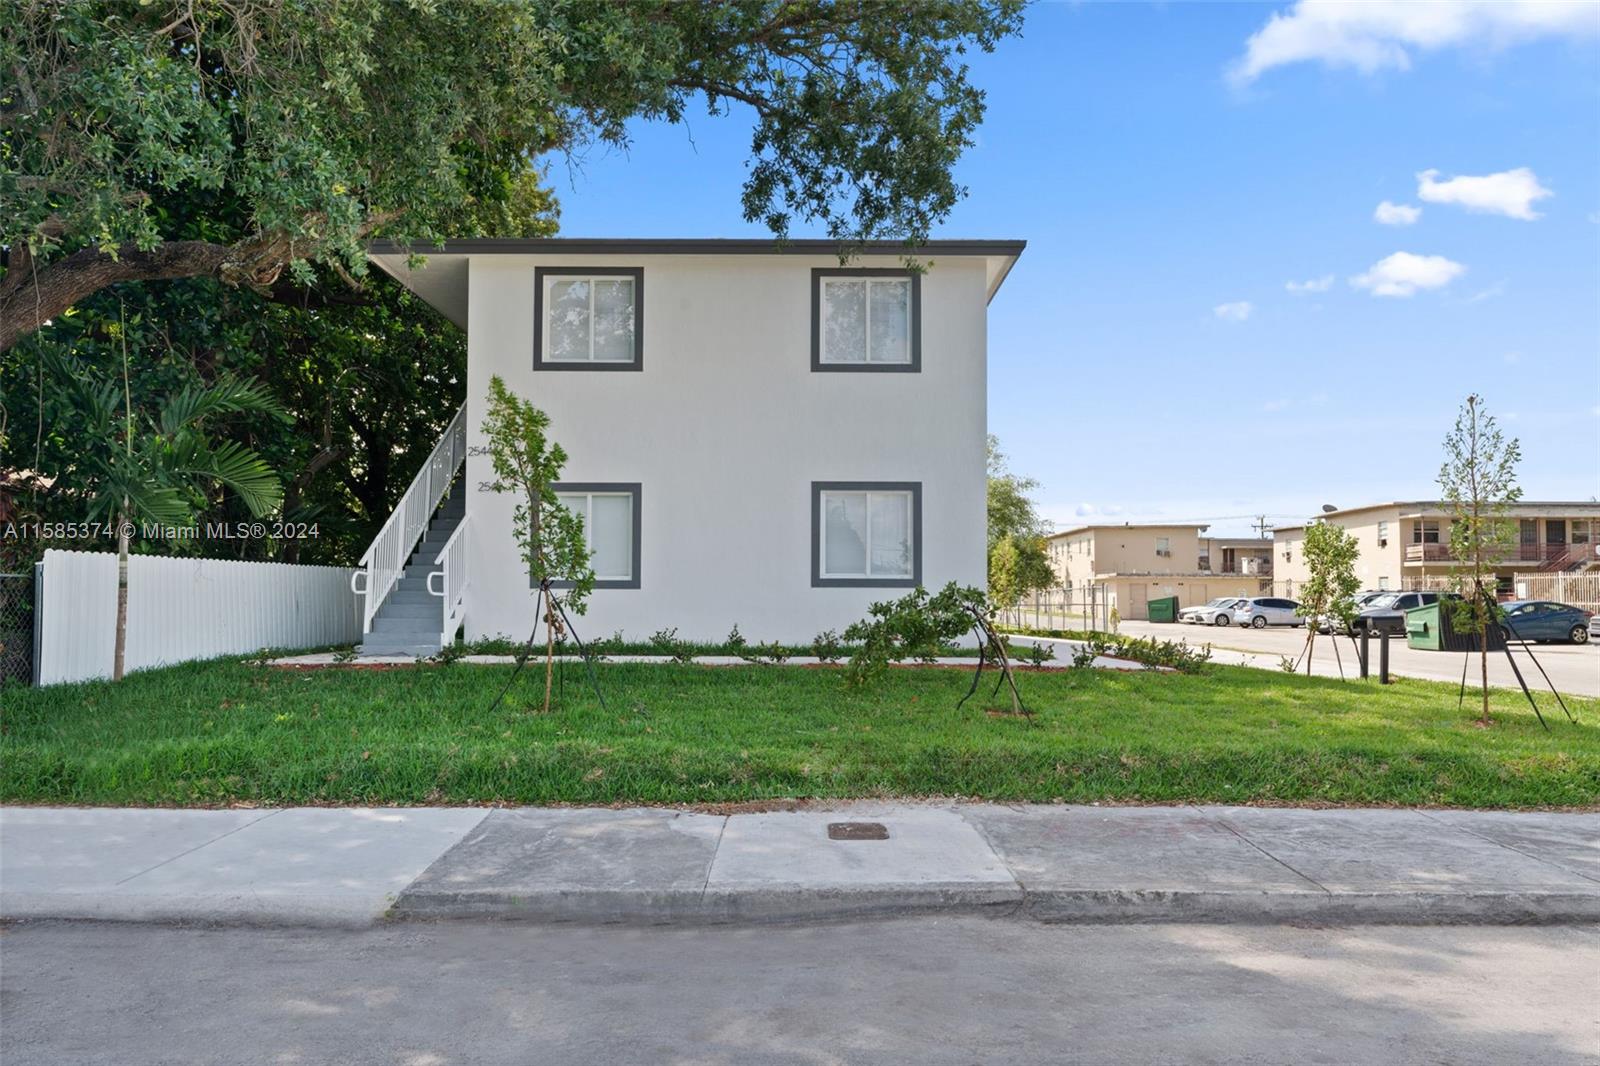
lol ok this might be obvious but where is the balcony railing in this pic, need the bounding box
[1405,541,1597,568]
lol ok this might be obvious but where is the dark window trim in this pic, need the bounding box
[534,267,644,372]
[811,481,923,589]
[542,482,642,590]
[810,268,922,373]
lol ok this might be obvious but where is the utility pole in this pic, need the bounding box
[1252,514,1273,540]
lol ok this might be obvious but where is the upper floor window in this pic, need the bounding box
[812,482,921,587]
[1155,537,1171,557]
[1377,520,1389,544]
[811,269,921,372]
[1413,520,1440,544]
[535,268,643,371]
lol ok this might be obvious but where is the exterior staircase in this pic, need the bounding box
[351,403,469,659]
[358,490,465,657]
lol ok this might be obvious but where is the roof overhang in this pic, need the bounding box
[366,237,1026,329]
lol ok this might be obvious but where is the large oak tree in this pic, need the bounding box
[1,0,1024,351]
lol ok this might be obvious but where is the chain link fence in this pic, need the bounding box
[995,585,1113,632]
[0,571,36,686]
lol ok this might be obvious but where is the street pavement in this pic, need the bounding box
[3,918,1596,1065]
[1055,618,1600,696]
[4,803,1597,928]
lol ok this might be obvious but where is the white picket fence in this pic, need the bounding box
[35,549,361,685]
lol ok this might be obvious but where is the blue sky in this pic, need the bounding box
[552,1,1600,537]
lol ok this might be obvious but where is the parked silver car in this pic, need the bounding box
[1314,591,1390,634]
[1233,597,1305,629]
[1180,597,1249,626]
[1352,590,1441,637]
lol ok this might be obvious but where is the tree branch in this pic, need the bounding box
[1,241,237,351]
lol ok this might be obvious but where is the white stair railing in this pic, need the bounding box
[350,403,467,634]
[427,515,470,648]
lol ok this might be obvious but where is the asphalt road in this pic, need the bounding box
[3,919,1597,1065]
[1112,618,1600,696]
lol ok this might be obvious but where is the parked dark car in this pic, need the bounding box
[1353,590,1441,637]
[1499,600,1593,645]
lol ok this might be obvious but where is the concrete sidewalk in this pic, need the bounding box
[3,804,1596,928]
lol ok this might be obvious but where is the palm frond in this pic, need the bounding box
[158,374,289,437]
[177,439,284,517]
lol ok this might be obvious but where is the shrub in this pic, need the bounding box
[811,629,844,664]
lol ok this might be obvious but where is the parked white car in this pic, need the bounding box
[1180,597,1249,626]
[1233,597,1305,629]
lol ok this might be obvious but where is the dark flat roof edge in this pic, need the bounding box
[366,237,1026,257]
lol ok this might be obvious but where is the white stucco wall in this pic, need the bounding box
[462,253,990,643]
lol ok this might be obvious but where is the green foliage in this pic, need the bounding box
[811,630,845,664]
[0,268,488,568]
[1439,394,1523,722]
[725,625,748,654]
[41,347,287,529]
[479,376,593,611]
[843,582,990,686]
[1021,641,1056,668]
[1024,628,1213,674]
[2,0,1025,345]
[986,437,1056,605]
[1299,520,1363,633]
[987,533,1054,610]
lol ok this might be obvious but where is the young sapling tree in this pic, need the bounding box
[1296,520,1361,677]
[480,376,594,713]
[1439,394,1522,726]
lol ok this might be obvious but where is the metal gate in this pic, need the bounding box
[0,570,37,686]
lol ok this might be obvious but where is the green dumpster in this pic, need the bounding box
[1404,603,1443,650]
[1405,600,1506,652]
[1148,596,1180,623]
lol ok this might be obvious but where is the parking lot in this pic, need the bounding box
[1115,619,1600,698]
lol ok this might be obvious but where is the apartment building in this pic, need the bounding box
[1272,500,1600,597]
[1045,523,1271,620]
[355,237,1024,652]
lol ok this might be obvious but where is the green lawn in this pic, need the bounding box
[2,658,1597,809]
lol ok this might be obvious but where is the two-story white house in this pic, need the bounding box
[351,238,1025,655]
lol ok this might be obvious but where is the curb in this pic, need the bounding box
[383,885,1600,928]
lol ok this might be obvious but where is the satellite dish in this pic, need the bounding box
[1321,504,1337,513]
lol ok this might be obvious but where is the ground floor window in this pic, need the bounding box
[549,483,641,589]
[812,482,921,587]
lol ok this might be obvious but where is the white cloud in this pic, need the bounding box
[1285,275,1334,293]
[1374,200,1421,226]
[1349,251,1466,297]
[1074,503,1127,518]
[1467,280,1508,303]
[1229,0,1599,85]
[1417,167,1552,219]
[1262,398,1292,413]
[1214,300,1254,321]
[1503,351,1521,364]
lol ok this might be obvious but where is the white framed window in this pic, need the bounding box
[1377,520,1389,545]
[549,483,640,588]
[812,482,921,587]
[811,270,920,371]
[1378,576,1390,590]
[1412,520,1441,544]
[535,268,642,370]
[1155,537,1171,557]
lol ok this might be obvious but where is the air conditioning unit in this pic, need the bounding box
[1378,539,1388,548]
[1155,549,1171,557]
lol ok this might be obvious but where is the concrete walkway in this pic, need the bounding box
[3,804,1596,928]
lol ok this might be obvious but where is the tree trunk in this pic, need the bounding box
[542,598,556,715]
[1,241,242,352]
[113,507,130,682]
